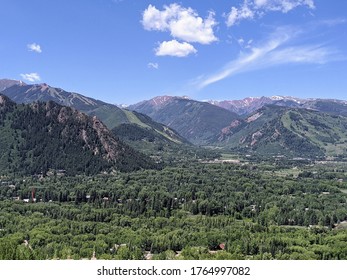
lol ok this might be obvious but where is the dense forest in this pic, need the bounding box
[1,160,346,260]
[0,96,156,175]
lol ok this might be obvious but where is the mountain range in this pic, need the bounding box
[0,80,186,148]
[130,95,347,158]
[208,95,347,116]
[2,78,347,160]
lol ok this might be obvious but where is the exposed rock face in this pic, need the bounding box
[92,116,121,161]
[0,95,6,105]
[48,102,124,162]
[0,94,14,109]
[218,120,242,141]
[251,131,263,146]
[246,112,263,123]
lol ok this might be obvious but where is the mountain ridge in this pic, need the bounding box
[0,80,187,147]
[3,79,347,159]
[129,96,239,145]
[207,95,347,116]
[130,94,347,117]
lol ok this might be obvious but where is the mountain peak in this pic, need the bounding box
[147,95,192,107]
[150,95,175,106]
[270,95,307,104]
[38,83,49,91]
[0,79,26,91]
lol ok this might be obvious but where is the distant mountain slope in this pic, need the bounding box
[111,112,191,161]
[213,105,347,158]
[0,80,187,146]
[113,111,189,144]
[209,96,347,116]
[0,94,155,175]
[1,82,129,128]
[0,79,25,91]
[305,100,347,116]
[129,96,239,145]
[209,96,275,115]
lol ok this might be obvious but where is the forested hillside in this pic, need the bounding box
[213,105,347,158]
[0,95,155,175]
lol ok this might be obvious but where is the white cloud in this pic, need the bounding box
[254,0,268,7]
[195,26,341,89]
[148,62,159,69]
[20,73,41,82]
[155,40,197,57]
[27,43,42,53]
[256,0,315,12]
[226,4,255,27]
[238,38,245,45]
[142,4,177,31]
[142,4,217,45]
[246,39,254,48]
[226,0,315,26]
[237,38,253,49]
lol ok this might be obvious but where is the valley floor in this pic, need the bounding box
[1,160,347,260]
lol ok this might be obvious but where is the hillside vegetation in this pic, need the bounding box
[0,95,155,175]
[214,105,347,158]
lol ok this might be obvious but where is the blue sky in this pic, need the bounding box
[0,0,346,104]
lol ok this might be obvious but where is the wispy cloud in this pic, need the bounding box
[148,62,159,69]
[194,26,343,89]
[27,43,42,53]
[314,18,347,27]
[226,0,315,27]
[238,37,254,49]
[155,40,197,57]
[20,73,41,82]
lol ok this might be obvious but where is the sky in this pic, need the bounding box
[0,0,346,104]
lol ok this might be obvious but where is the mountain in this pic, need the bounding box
[5,80,347,157]
[304,99,347,116]
[129,96,239,145]
[0,79,25,92]
[0,94,155,175]
[209,96,347,116]
[110,112,194,162]
[213,105,347,158]
[0,81,186,146]
[209,96,275,116]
